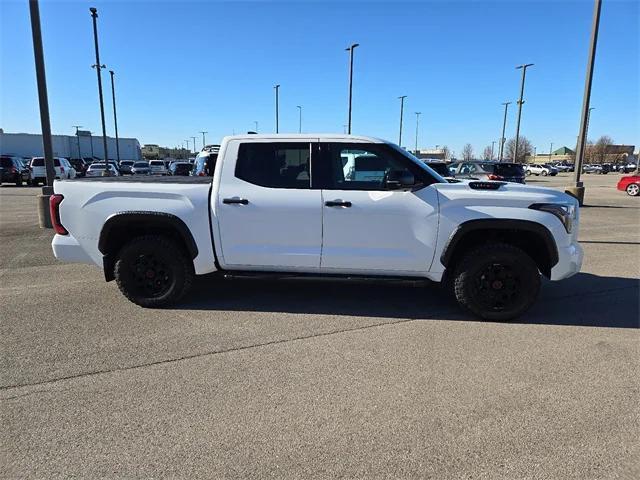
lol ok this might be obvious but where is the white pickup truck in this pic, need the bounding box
[51,134,583,320]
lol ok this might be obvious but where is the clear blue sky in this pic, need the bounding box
[1,0,638,156]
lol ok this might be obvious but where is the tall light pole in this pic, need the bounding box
[398,95,407,147]
[73,125,83,160]
[570,0,602,205]
[254,121,258,133]
[297,105,302,133]
[89,131,94,158]
[499,101,511,161]
[274,84,280,133]
[89,7,109,175]
[346,43,359,134]
[414,112,421,154]
[29,0,56,228]
[200,131,208,148]
[185,139,190,153]
[585,107,595,140]
[108,70,120,163]
[491,140,496,161]
[549,142,554,162]
[513,63,534,162]
[191,136,197,154]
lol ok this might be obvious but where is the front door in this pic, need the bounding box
[319,142,440,275]
[215,140,322,270]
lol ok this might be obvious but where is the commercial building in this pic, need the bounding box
[141,144,192,160]
[0,129,141,161]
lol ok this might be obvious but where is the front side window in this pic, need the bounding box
[236,143,311,189]
[324,143,430,191]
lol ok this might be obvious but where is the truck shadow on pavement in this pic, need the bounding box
[180,273,639,329]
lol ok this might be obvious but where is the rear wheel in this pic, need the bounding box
[626,183,640,196]
[453,243,541,321]
[114,235,194,307]
[15,176,23,187]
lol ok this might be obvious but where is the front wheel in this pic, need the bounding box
[114,235,194,307]
[541,170,548,176]
[452,243,541,321]
[626,183,640,196]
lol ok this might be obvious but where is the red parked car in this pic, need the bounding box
[617,175,640,196]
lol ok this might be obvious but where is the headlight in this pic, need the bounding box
[529,203,577,233]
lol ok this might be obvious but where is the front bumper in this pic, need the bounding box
[550,241,583,281]
[52,234,94,264]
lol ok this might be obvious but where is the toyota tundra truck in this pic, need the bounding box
[50,134,583,321]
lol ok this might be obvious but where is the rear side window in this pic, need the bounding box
[31,158,44,167]
[236,143,311,189]
[495,163,525,176]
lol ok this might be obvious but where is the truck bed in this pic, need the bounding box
[73,176,212,184]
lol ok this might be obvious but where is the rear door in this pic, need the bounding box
[317,142,440,275]
[215,139,323,270]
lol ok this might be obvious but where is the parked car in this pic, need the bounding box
[0,155,29,186]
[552,163,572,173]
[583,164,601,174]
[149,160,168,175]
[69,158,88,177]
[525,164,555,176]
[169,161,192,176]
[85,163,119,177]
[130,161,151,175]
[421,161,457,182]
[50,134,582,321]
[543,164,559,175]
[450,161,526,183]
[617,175,640,196]
[29,157,76,185]
[119,160,135,175]
[192,150,218,176]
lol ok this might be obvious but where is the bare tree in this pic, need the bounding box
[441,145,451,160]
[462,143,474,161]
[594,135,613,164]
[504,136,533,163]
[482,145,493,160]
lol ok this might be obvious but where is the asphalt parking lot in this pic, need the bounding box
[1,173,638,478]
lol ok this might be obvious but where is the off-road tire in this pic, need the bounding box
[453,243,540,321]
[114,235,194,308]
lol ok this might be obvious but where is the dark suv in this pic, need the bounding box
[450,161,526,184]
[0,155,29,186]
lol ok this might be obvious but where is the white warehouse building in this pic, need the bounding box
[0,130,142,161]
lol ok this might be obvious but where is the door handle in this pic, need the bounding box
[223,198,249,205]
[325,200,352,208]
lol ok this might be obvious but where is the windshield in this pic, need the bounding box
[133,162,148,168]
[388,144,447,183]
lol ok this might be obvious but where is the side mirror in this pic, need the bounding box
[385,170,415,189]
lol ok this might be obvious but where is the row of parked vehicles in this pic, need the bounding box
[0,149,221,186]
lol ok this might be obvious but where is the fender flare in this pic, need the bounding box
[98,211,198,259]
[440,218,559,268]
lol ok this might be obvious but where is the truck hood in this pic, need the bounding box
[432,180,578,208]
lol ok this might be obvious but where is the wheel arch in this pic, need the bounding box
[99,211,198,281]
[440,219,559,279]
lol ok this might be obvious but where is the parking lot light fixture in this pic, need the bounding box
[514,63,534,162]
[108,70,120,163]
[346,43,359,134]
[73,126,83,159]
[570,0,602,206]
[200,131,208,148]
[499,101,511,162]
[274,84,280,133]
[89,7,109,176]
[414,112,421,154]
[191,136,196,154]
[297,105,302,133]
[397,96,407,146]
